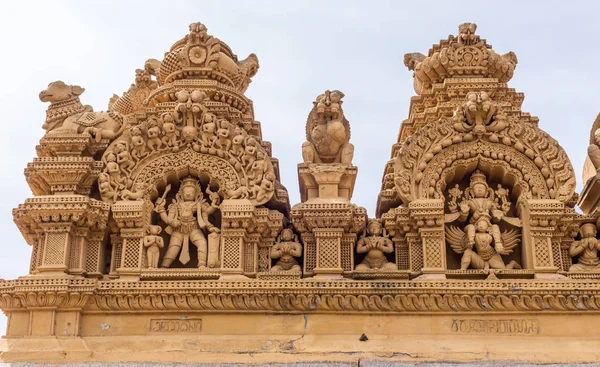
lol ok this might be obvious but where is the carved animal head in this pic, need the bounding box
[403,52,426,71]
[39,81,85,103]
[241,53,260,78]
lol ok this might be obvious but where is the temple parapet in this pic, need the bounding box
[4,19,600,365]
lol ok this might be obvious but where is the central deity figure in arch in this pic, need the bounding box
[445,170,521,271]
[154,177,221,268]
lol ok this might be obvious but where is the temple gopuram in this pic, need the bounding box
[4,21,600,365]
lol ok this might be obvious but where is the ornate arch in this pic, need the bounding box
[394,117,575,205]
[131,148,243,199]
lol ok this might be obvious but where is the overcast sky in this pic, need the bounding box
[1,1,599,332]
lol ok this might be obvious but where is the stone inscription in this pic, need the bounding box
[150,318,202,333]
[451,319,539,334]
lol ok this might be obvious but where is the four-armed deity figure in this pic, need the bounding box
[569,223,600,272]
[154,177,220,268]
[355,219,397,271]
[446,170,521,271]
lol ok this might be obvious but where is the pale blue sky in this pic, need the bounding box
[1,1,599,332]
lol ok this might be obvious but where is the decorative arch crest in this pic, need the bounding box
[130,148,243,199]
[394,116,575,205]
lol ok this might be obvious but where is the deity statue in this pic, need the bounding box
[302,90,354,164]
[270,228,302,272]
[355,219,397,271]
[569,223,600,272]
[154,177,220,268]
[144,225,164,268]
[445,170,521,270]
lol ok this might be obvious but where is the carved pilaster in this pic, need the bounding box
[38,223,74,274]
[341,234,356,274]
[220,199,255,278]
[521,199,564,276]
[292,202,367,278]
[109,233,122,279]
[393,234,409,271]
[406,232,423,275]
[117,228,145,279]
[68,227,89,276]
[313,228,344,276]
[13,195,110,276]
[301,233,316,276]
[85,231,106,278]
[245,233,261,275]
[409,199,445,277]
[112,200,151,280]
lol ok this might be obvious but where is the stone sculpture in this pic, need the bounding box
[569,223,600,272]
[144,225,164,268]
[270,228,302,272]
[154,177,221,268]
[40,81,124,142]
[445,171,521,270]
[302,90,354,164]
[355,219,396,271]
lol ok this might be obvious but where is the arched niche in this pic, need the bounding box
[438,161,525,270]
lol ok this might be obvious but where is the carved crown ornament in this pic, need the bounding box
[4,19,600,364]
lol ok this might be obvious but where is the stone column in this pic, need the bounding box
[313,228,344,276]
[245,233,261,275]
[109,232,122,279]
[409,199,446,278]
[85,231,106,278]
[112,200,151,281]
[68,227,89,276]
[393,233,409,271]
[301,233,317,276]
[220,199,255,279]
[521,199,564,277]
[292,203,367,279]
[341,233,356,274]
[406,232,423,275]
[13,196,110,277]
[38,223,74,275]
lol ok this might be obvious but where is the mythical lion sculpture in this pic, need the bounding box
[302,90,354,164]
[40,81,124,142]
